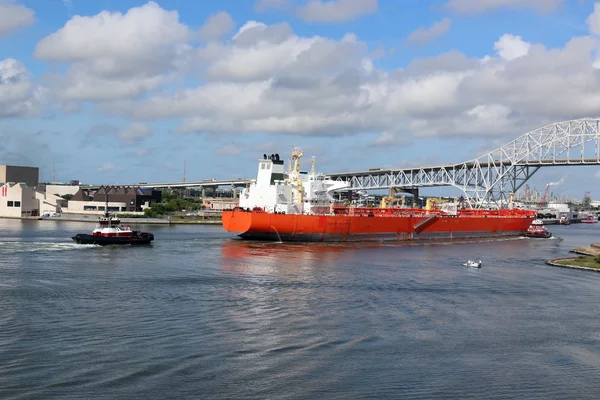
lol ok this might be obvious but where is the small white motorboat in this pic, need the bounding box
[463,259,482,268]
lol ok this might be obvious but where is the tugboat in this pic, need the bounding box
[581,215,599,224]
[71,199,154,245]
[559,216,571,225]
[523,219,552,238]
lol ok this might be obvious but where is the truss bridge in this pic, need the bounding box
[328,118,600,207]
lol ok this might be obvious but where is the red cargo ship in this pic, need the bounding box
[222,148,537,242]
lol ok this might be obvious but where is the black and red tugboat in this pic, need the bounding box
[72,199,154,245]
[523,219,552,238]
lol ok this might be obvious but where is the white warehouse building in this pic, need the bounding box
[0,165,81,218]
[0,183,41,218]
[41,184,80,215]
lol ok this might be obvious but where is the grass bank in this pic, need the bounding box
[547,255,600,272]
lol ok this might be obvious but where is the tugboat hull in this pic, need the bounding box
[523,232,552,239]
[72,233,154,245]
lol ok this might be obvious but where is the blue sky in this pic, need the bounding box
[1,0,600,201]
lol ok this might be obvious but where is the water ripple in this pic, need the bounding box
[1,222,600,399]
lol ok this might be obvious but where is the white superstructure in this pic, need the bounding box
[91,215,134,237]
[238,148,349,215]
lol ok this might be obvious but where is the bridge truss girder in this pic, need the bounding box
[330,118,600,208]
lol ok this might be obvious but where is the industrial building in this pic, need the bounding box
[0,165,41,218]
[40,184,81,215]
[0,165,90,218]
[0,163,163,217]
[202,198,238,211]
[0,165,39,188]
[65,185,162,215]
[0,183,41,218]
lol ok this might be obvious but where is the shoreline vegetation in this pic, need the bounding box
[20,191,226,224]
[547,244,600,272]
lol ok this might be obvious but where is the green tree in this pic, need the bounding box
[142,190,205,217]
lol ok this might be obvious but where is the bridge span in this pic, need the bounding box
[137,179,250,190]
[329,118,600,207]
[134,118,600,208]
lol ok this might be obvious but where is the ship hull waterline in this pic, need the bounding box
[222,210,536,243]
[71,233,154,245]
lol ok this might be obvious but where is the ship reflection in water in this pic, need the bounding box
[219,235,554,278]
[220,240,370,276]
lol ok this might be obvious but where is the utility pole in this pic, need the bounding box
[183,159,187,183]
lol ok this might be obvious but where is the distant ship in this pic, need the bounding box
[581,215,599,224]
[222,148,538,242]
[559,216,571,225]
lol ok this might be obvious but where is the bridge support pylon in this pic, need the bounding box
[399,188,419,207]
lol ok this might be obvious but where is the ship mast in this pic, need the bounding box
[287,146,305,204]
[291,146,303,174]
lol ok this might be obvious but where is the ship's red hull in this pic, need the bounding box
[222,208,537,242]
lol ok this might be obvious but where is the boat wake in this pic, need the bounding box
[0,241,100,253]
[519,235,562,241]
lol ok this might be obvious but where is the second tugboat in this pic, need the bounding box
[523,219,552,238]
[72,198,154,245]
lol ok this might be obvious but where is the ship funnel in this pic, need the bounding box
[256,152,285,186]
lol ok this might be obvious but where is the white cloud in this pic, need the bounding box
[587,2,600,36]
[409,104,518,137]
[494,34,531,60]
[0,58,44,118]
[296,0,378,22]
[119,122,151,145]
[595,170,600,179]
[445,0,562,15]
[405,18,452,46]
[34,1,192,102]
[35,2,189,64]
[385,72,468,117]
[198,23,365,83]
[103,27,388,134]
[198,11,234,40]
[9,2,600,149]
[105,19,600,142]
[0,1,35,38]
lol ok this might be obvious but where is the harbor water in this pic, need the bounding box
[1,219,600,399]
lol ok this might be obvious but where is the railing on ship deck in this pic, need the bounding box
[331,207,536,218]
